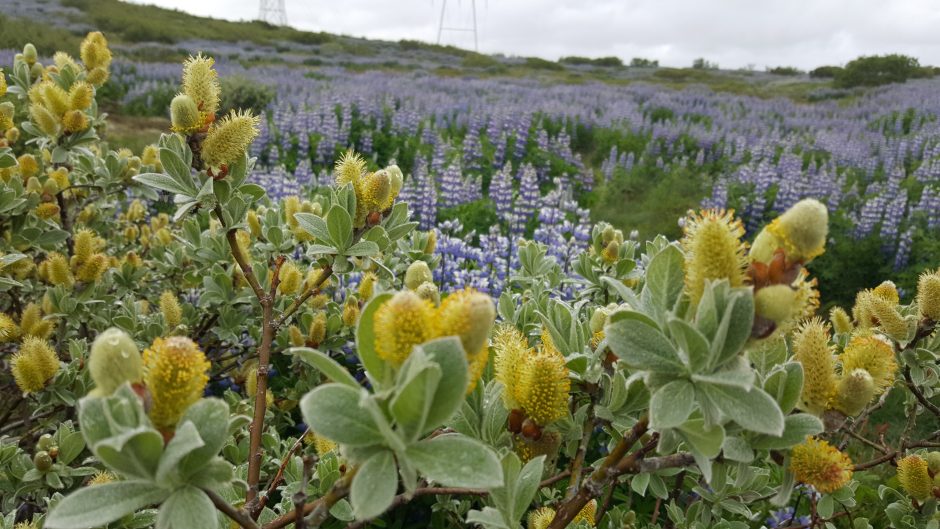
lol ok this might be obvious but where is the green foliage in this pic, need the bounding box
[834,54,933,88]
[767,66,803,76]
[219,76,275,115]
[0,14,81,57]
[559,56,624,68]
[61,0,334,45]
[523,57,564,71]
[810,65,843,78]
[630,57,660,68]
[692,57,719,70]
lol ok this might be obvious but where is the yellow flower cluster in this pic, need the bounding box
[201,110,260,171]
[284,196,321,242]
[896,455,933,501]
[11,336,60,393]
[791,315,897,417]
[159,290,183,331]
[789,437,853,494]
[681,208,748,306]
[853,284,909,342]
[916,268,940,321]
[333,150,403,227]
[373,287,495,392]
[39,229,110,285]
[79,32,112,86]
[526,500,596,529]
[17,303,56,340]
[142,336,210,430]
[495,326,570,427]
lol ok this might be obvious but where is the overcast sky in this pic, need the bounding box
[130,0,940,69]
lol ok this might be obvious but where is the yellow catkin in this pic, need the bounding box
[11,336,60,393]
[278,261,303,296]
[181,54,220,117]
[916,269,940,321]
[76,253,109,282]
[19,303,54,339]
[833,368,876,417]
[573,499,598,526]
[80,32,111,72]
[68,81,94,110]
[0,313,19,343]
[358,272,377,301]
[789,437,853,494]
[201,110,260,169]
[159,290,183,330]
[288,325,305,347]
[73,228,95,265]
[142,336,210,430]
[829,306,853,334]
[436,288,496,361]
[308,311,327,345]
[373,291,437,366]
[791,318,837,415]
[34,202,60,220]
[493,324,531,409]
[896,455,933,501]
[334,149,366,186]
[17,154,39,178]
[839,335,898,395]
[527,507,556,529]
[515,342,570,426]
[87,470,116,486]
[681,209,748,305]
[752,199,829,264]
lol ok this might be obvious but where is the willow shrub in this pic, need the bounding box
[1,34,940,529]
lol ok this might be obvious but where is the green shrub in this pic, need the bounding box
[810,65,843,78]
[834,54,932,88]
[220,76,276,115]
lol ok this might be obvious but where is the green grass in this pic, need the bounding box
[103,114,167,153]
[61,0,334,46]
[0,13,81,56]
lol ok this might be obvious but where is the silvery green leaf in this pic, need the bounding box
[326,205,353,251]
[420,337,470,431]
[350,450,397,520]
[606,314,684,374]
[159,146,196,193]
[156,485,217,529]
[293,212,332,243]
[763,362,804,414]
[291,347,360,388]
[667,318,709,372]
[649,379,695,429]
[751,413,823,450]
[699,383,784,436]
[155,421,205,487]
[94,427,164,480]
[356,293,394,387]
[691,357,755,389]
[466,507,511,529]
[709,288,754,369]
[640,243,684,318]
[45,481,169,529]
[406,433,503,489]
[132,173,194,197]
[391,360,441,442]
[345,240,380,257]
[678,419,725,458]
[300,384,382,446]
[721,436,755,463]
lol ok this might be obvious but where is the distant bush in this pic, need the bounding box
[692,57,718,70]
[767,66,802,76]
[524,57,565,71]
[809,65,843,78]
[220,76,276,115]
[559,56,623,67]
[630,57,659,68]
[462,54,501,69]
[833,54,933,88]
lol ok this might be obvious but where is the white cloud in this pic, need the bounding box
[128,0,940,69]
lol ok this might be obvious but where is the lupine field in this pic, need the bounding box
[2,1,940,529]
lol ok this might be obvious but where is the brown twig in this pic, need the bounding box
[205,488,261,529]
[566,392,597,500]
[257,433,308,514]
[294,456,314,529]
[546,416,650,529]
[904,366,940,418]
[274,266,333,330]
[262,467,358,529]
